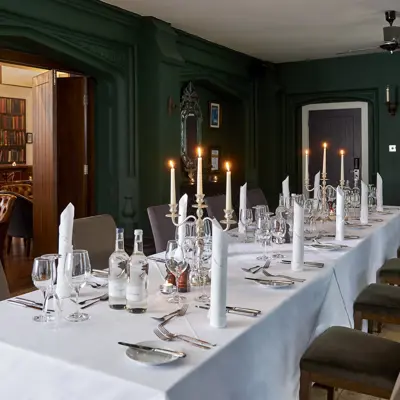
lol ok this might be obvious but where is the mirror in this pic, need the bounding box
[180,82,202,182]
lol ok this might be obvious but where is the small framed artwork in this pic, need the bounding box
[210,146,221,171]
[26,132,33,144]
[210,102,220,128]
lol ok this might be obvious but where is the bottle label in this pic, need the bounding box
[126,285,144,302]
[109,281,126,298]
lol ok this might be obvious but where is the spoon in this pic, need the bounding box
[81,294,109,309]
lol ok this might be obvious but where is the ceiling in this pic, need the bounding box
[102,0,400,63]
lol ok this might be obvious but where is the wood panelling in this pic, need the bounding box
[32,70,57,255]
[56,77,87,218]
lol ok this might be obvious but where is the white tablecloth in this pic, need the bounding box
[1,210,400,400]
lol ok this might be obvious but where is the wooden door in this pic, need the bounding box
[32,70,58,255]
[56,76,87,218]
[308,109,362,186]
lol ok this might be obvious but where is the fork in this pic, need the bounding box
[262,270,305,282]
[155,325,215,349]
[241,259,271,274]
[151,304,189,321]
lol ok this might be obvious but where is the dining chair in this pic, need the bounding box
[204,195,226,223]
[378,257,400,285]
[72,214,116,270]
[0,193,17,268]
[147,204,176,253]
[247,188,268,208]
[0,260,10,301]
[299,326,400,400]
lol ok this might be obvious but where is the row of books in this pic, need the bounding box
[0,98,25,115]
[0,115,25,130]
[0,130,26,146]
[0,149,25,163]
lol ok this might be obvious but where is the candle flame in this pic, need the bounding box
[340,149,345,156]
[225,162,230,172]
[323,142,327,149]
[305,149,309,156]
[197,147,202,158]
[169,160,175,169]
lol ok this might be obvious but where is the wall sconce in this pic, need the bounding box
[385,85,397,116]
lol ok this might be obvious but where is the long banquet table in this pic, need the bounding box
[1,209,400,400]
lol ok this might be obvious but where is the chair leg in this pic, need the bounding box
[327,387,335,400]
[25,239,31,257]
[354,311,363,330]
[368,319,374,334]
[299,370,311,400]
[6,235,12,255]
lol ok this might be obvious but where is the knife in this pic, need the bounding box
[118,342,186,358]
[281,260,324,268]
[195,305,259,317]
[205,303,261,315]
[15,297,44,307]
[7,299,54,312]
[245,277,294,285]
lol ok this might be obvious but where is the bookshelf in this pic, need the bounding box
[0,97,26,164]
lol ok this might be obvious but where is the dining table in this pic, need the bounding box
[1,208,400,400]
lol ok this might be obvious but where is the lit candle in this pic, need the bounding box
[340,150,345,183]
[322,142,327,176]
[305,149,309,182]
[169,160,176,205]
[225,162,232,211]
[197,147,203,195]
[386,85,390,103]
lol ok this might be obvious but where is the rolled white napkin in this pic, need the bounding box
[291,200,304,272]
[177,194,188,247]
[314,171,321,200]
[335,187,345,241]
[209,220,228,328]
[282,176,290,200]
[238,183,247,234]
[56,203,74,299]
[360,180,368,225]
[376,173,383,212]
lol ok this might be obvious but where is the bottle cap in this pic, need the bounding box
[134,229,143,235]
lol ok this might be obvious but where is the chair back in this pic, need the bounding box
[0,261,9,300]
[3,192,33,239]
[147,204,175,254]
[205,194,226,222]
[247,188,268,209]
[72,215,116,270]
[0,193,17,267]
[0,183,32,199]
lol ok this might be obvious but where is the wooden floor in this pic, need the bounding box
[3,238,34,296]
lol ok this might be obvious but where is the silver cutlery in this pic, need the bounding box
[91,269,108,277]
[71,294,109,306]
[245,277,295,285]
[262,270,305,282]
[148,257,166,263]
[7,299,54,312]
[241,259,271,274]
[205,303,261,315]
[151,304,189,321]
[281,260,324,268]
[321,234,360,240]
[80,294,109,309]
[118,341,186,358]
[195,304,259,317]
[154,327,211,350]
[88,282,108,289]
[345,222,372,227]
[313,238,348,248]
[15,297,44,307]
[156,324,216,348]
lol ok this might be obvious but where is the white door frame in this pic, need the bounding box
[302,102,369,188]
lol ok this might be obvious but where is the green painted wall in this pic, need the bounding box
[0,0,269,236]
[278,52,400,204]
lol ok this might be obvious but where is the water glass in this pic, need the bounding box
[255,218,272,261]
[31,257,54,323]
[240,208,254,243]
[64,250,91,322]
[165,240,188,304]
[195,239,212,302]
[271,216,287,258]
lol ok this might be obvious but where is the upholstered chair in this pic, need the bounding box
[72,215,116,270]
[204,195,226,223]
[0,183,32,200]
[0,194,17,268]
[247,188,268,208]
[147,204,175,254]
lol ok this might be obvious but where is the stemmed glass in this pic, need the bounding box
[64,250,91,322]
[240,208,254,243]
[31,257,55,323]
[165,240,188,304]
[195,235,212,302]
[255,217,272,261]
[271,216,287,258]
[41,254,62,312]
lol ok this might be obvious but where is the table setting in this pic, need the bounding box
[1,144,400,400]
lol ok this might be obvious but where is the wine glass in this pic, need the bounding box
[271,216,287,258]
[195,237,212,302]
[240,208,254,243]
[165,240,188,304]
[31,257,54,323]
[255,218,272,261]
[41,254,62,313]
[64,250,91,322]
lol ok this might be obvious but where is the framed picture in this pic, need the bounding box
[210,102,220,128]
[210,146,221,171]
[26,132,33,144]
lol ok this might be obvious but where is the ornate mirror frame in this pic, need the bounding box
[180,82,203,181]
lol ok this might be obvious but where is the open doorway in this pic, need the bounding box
[0,58,95,293]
